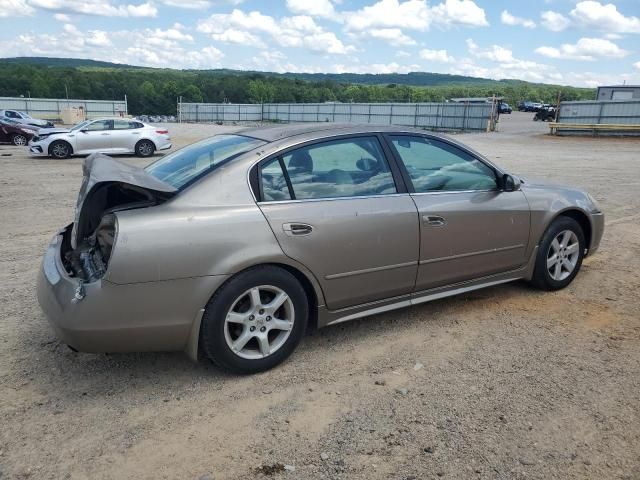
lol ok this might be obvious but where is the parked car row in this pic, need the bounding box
[517,101,556,113]
[1,114,172,159]
[135,115,177,123]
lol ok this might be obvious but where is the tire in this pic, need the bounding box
[530,216,585,291]
[11,134,27,146]
[49,140,72,159]
[533,115,540,121]
[200,266,309,374]
[135,139,155,157]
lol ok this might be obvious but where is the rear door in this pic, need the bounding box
[111,119,140,152]
[75,119,113,153]
[386,134,530,292]
[256,135,420,310]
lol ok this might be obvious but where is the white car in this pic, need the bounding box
[29,118,172,159]
[0,109,54,128]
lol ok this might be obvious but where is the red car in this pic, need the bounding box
[0,118,37,146]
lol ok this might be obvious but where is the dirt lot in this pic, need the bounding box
[1,112,639,479]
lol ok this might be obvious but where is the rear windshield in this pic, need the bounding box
[145,134,266,189]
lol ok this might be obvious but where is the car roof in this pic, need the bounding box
[236,122,453,143]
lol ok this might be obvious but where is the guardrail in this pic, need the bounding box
[550,122,640,135]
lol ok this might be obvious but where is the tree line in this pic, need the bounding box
[0,63,595,115]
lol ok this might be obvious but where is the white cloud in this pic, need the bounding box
[570,1,640,34]
[285,0,336,19]
[343,0,487,32]
[197,10,355,55]
[0,24,220,69]
[430,0,488,27]
[467,38,514,62]
[419,48,453,63]
[396,50,411,57]
[501,10,535,29]
[367,28,416,46]
[0,0,35,16]
[535,37,629,61]
[635,61,640,71]
[53,12,70,21]
[541,11,571,32]
[160,0,212,8]
[27,0,157,17]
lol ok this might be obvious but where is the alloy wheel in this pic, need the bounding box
[51,143,69,158]
[546,229,580,281]
[224,285,295,360]
[13,134,27,146]
[138,142,153,156]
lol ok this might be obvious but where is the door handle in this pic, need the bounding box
[282,223,313,236]
[423,215,447,226]
[101,133,110,136]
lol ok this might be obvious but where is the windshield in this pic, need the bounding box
[145,134,266,189]
[71,120,91,131]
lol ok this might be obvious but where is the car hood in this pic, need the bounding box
[37,127,70,135]
[71,153,177,248]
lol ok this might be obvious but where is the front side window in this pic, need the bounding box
[389,136,497,192]
[85,120,113,131]
[146,134,266,189]
[261,137,396,201]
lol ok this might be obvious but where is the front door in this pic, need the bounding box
[75,119,113,153]
[386,135,530,291]
[257,136,420,310]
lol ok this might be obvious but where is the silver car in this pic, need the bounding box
[29,118,172,159]
[37,124,604,373]
[0,109,53,128]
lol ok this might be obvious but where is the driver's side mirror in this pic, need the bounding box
[80,129,89,133]
[501,174,521,192]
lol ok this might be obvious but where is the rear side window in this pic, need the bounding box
[389,136,497,192]
[260,137,397,201]
[146,134,266,189]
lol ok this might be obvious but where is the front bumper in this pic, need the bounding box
[29,143,47,156]
[588,212,605,256]
[37,224,228,354]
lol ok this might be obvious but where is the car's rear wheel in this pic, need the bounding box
[200,266,308,374]
[11,134,27,146]
[49,140,72,159]
[531,217,585,291]
[135,140,155,157]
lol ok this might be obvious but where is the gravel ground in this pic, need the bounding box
[0,112,639,479]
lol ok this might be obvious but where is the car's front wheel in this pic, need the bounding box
[11,133,27,146]
[135,140,155,157]
[531,216,585,291]
[49,140,72,159]
[200,266,309,374]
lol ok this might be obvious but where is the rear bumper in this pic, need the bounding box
[37,224,228,354]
